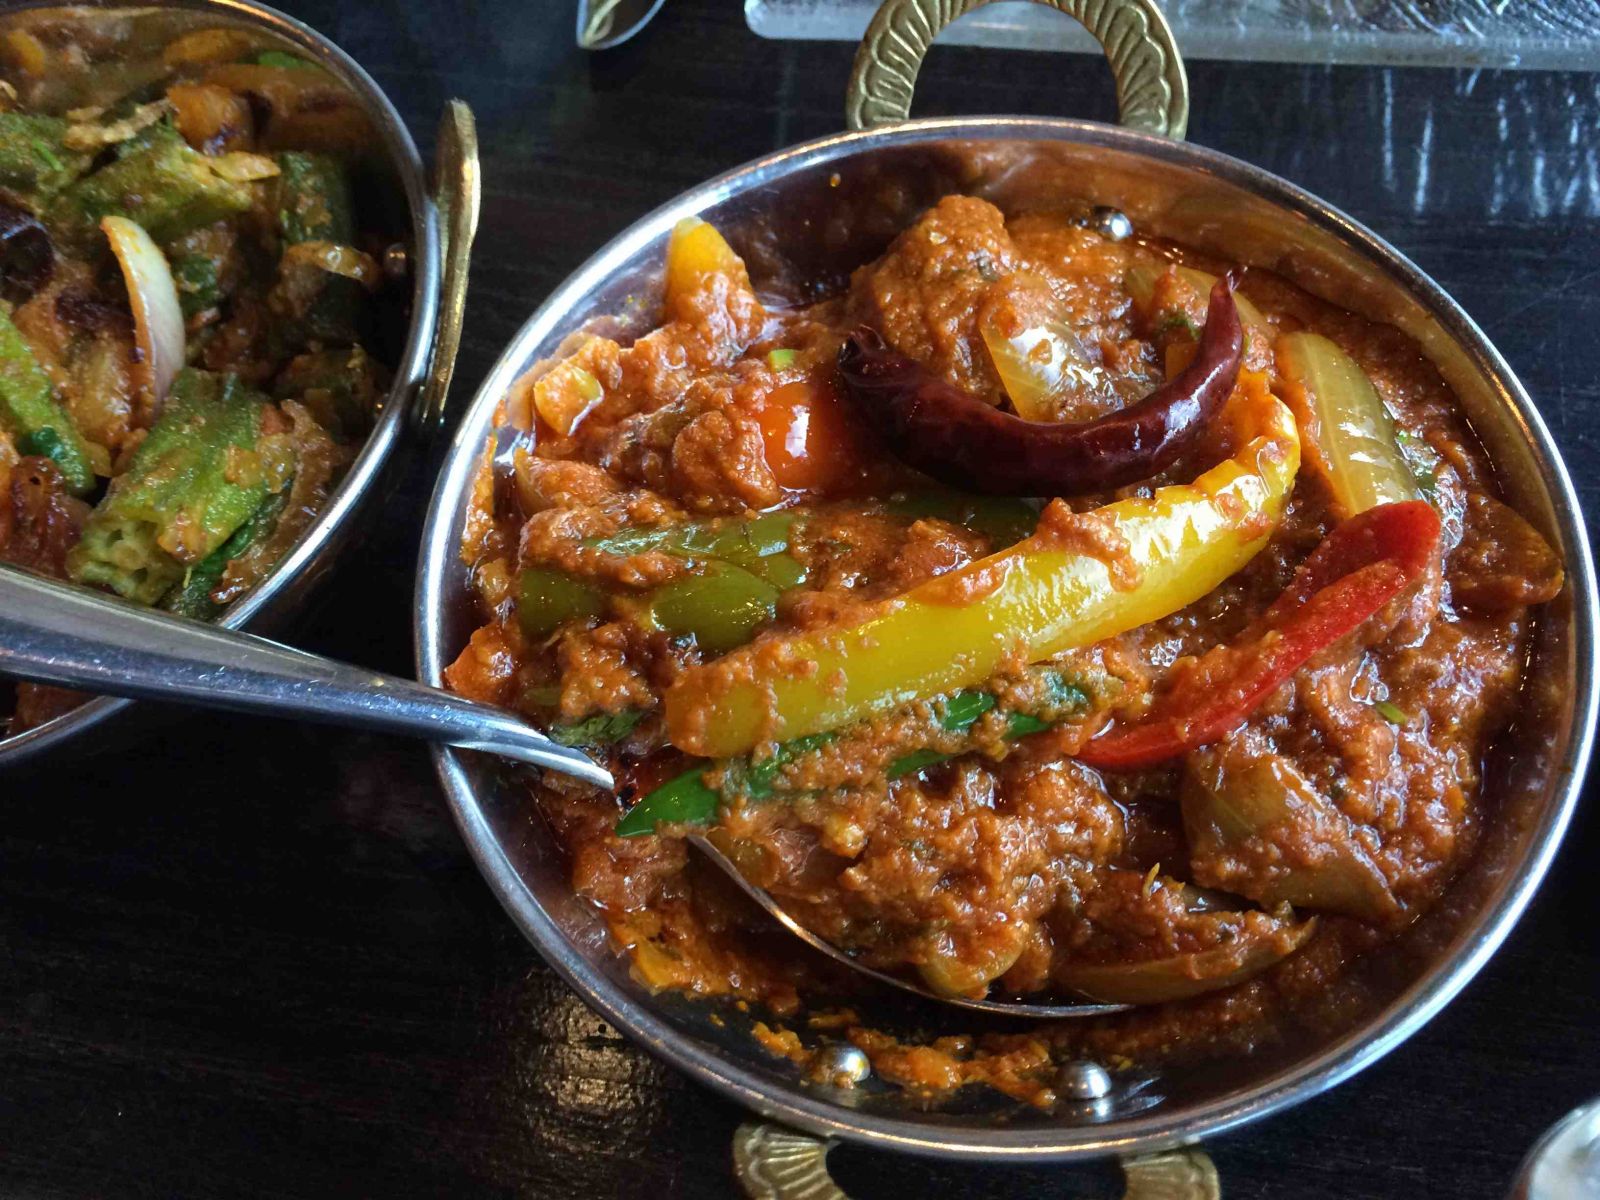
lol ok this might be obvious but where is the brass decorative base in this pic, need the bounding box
[732,1121,1220,1199]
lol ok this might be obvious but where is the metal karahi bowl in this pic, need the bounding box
[0,0,476,767]
[416,0,1596,1163]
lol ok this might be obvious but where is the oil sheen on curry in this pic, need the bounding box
[447,195,1562,1103]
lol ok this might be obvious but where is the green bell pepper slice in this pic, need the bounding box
[518,566,608,638]
[518,494,1036,649]
[645,560,781,654]
[592,510,806,587]
[518,511,807,641]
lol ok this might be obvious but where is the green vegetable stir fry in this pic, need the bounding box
[0,13,397,733]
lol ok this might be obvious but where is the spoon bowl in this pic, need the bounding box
[689,834,1129,1019]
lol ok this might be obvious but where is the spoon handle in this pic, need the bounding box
[0,567,612,789]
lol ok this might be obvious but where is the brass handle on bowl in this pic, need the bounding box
[732,1121,1220,1198]
[846,0,1189,140]
[414,99,482,433]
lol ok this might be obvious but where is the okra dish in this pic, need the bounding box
[447,195,1563,1100]
[0,15,394,733]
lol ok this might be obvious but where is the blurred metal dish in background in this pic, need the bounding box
[1511,1097,1600,1200]
[578,0,669,49]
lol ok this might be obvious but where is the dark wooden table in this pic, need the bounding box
[4,3,1598,1196]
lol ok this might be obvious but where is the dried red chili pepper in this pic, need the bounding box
[1076,499,1442,771]
[836,271,1245,496]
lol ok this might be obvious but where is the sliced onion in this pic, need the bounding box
[1056,916,1317,1004]
[1182,745,1399,922]
[209,152,281,183]
[978,269,1105,422]
[979,311,1104,422]
[62,98,171,151]
[532,355,604,437]
[1126,263,1271,336]
[279,240,381,290]
[101,216,185,415]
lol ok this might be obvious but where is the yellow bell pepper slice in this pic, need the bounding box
[1275,330,1420,519]
[664,216,754,324]
[664,379,1301,758]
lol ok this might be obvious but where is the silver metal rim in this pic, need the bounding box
[415,115,1599,1160]
[0,0,442,765]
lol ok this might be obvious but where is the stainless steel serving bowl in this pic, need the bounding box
[416,0,1596,1163]
[0,0,477,766]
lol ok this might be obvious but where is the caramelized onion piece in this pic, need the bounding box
[837,272,1244,496]
[1182,743,1399,922]
[917,921,1033,999]
[977,270,1102,421]
[1055,915,1316,1005]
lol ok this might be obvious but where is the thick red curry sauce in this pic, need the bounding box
[446,195,1561,1105]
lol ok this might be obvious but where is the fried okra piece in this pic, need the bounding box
[67,368,288,603]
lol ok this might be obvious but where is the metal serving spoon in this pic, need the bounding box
[0,567,1123,1018]
[0,567,611,788]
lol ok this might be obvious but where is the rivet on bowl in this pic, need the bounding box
[1090,205,1134,241]
[383,242,411,282]
[1057,1060,1114,1102]
[817,1043,872,1086]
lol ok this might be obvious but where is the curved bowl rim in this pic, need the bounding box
[415,114,1599,1160]
[0,0,442,765]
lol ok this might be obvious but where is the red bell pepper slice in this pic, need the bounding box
[1077,499,1442,771]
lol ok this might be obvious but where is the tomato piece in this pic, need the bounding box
[756,376,865,493]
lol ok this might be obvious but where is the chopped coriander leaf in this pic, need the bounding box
[1156,312,1199,339]
[886,747,948,777]
[1373,700,1408,725]
[550,708,647,748]
[28,133,63,172]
